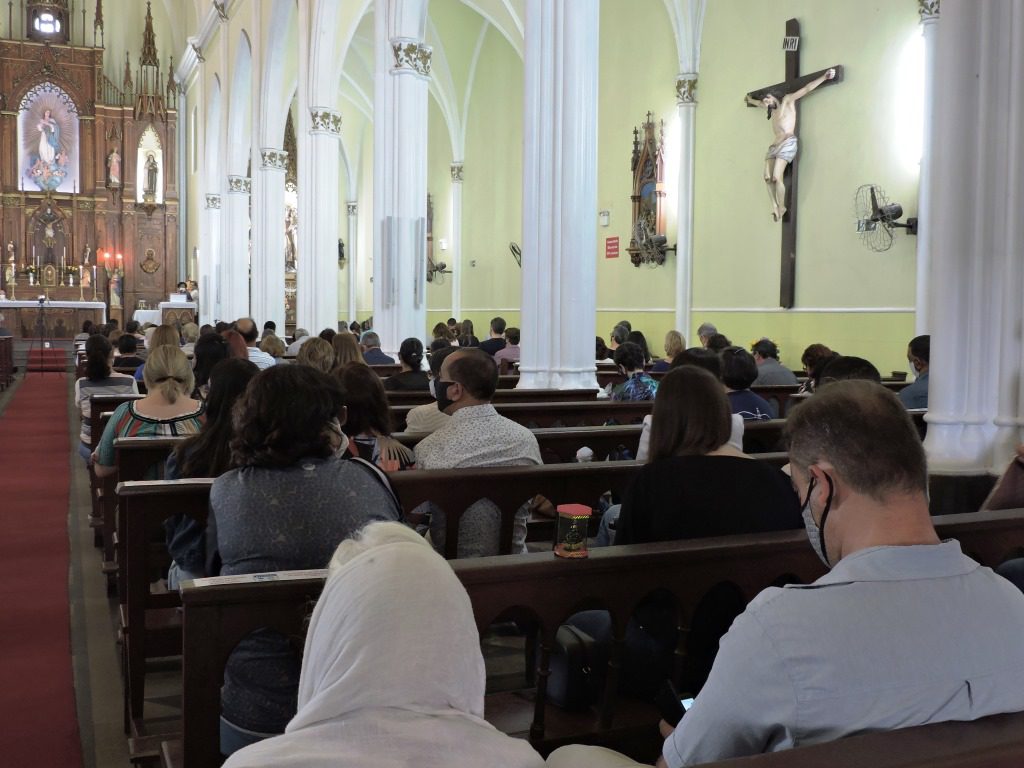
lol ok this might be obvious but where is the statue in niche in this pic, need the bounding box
[144,152,159,200]
[745,68,835,221]
[6,240,15,264]
[284,206,298,272]
[82,243,91,266]
[107,148,121,186]
[37,109,59,166]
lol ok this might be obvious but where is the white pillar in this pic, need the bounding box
[221,176,251,322]
[518,0,599,390]
[372,3,430,355]
[201,194,221,324]
[297,109,342,333]
[251,148,287,330]
[674,74,697,341]
[923,0,1024,474]
[914,1,939,336]
[450,162,463,320]
[346,201,358,324]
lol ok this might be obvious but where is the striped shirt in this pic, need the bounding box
[75,374,139,446]
[96,399,206,470]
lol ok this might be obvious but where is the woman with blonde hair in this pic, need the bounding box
[331,331,365,367]
[223,523,543,768]
[259,333,286,360]
[93,346,205,477]
[297,336,336,373]
[652,330,685,373]
[135,323,180,381]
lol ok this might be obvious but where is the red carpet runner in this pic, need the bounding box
[0,374,83,767]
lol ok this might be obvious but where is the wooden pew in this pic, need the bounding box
[391,400,653,433]
[167,507,1024,768]
[0,336,13,389]
[385,387,600,406]
[115,478,214,736]
[88,393,144,571]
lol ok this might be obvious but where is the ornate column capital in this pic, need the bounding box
[346,202,358,216]
[310,108,342,136]
[227,176,251,195]
[676,74,698,106]
[260,148,288,171]
[391,38,432,78]
[205,194,221,209]
[918,0,939,22]
[450,163,464,183]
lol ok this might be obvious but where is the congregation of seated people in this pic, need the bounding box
[70,314,969,767]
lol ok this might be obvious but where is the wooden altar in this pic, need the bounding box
[0,1,179,317]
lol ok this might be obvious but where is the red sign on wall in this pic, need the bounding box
[605,236,620,259]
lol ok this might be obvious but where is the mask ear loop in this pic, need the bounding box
[817,473,836,565]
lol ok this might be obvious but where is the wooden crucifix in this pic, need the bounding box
[745,19,843,308]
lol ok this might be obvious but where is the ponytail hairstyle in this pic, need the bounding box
[142,346,194,404]
[85,333,113,380]
[398,337,424,370]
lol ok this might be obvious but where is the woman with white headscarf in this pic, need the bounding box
[224,522,543,768]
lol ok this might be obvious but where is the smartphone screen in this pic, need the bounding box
[680,697,695,712]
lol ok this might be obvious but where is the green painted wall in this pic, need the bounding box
[459,24,523,322]
[693,0,920,373]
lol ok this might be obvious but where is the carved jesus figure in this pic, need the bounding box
[745,68,835,221]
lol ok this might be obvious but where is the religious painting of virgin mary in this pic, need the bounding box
[18,82,79,193]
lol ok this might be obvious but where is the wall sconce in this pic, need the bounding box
[598,210,610,227]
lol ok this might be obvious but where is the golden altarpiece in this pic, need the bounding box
[0,1,178,336]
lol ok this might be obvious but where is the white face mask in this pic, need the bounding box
[800,474,834,568]
[428,378,436,400]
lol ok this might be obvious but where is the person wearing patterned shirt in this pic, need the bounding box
[610,342,659,402]
[414,349,541,556]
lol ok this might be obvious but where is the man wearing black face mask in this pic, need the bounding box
[642,381,1024,767]
[413,349,541,557]
[899,334,930,410]
[415,349,540,469]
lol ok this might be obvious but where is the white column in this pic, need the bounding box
[201,194,221,324]
[674,74,697,341]
[450,162,464,320]
[221,176,251,321]
[297,109,342,333]
[373,3,430,355]
[923,0,1024,473]
[518,0,599,390]
[914,1,939,336]
[250,149,287,330]
[346,201,358,324]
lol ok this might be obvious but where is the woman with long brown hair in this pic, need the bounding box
[616,366,799,544]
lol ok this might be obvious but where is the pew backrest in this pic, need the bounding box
[385,388,600,407]
[390,400,653,433]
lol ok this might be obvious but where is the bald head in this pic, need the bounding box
[236,318,258,345]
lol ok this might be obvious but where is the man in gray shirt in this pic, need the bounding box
[751,337,798,385]
[550,381,1024,768]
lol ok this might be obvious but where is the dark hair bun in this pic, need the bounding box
[399,337,424,367]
